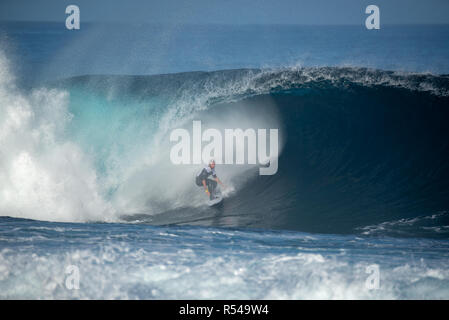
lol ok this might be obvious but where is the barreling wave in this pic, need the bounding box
[1,50,449,238]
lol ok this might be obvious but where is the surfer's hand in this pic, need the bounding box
[205,189,210,196]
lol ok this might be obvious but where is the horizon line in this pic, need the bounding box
[1,20,449,27]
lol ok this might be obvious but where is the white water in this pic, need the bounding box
[0,53,117,222]
[0,52,283,222]
[1,223,448,299]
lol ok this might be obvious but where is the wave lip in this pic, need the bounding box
[59,66,449,100]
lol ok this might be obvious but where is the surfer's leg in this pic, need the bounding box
[207,179,217,199]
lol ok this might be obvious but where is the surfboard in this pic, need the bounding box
[208,195,223,206]
[208,188,223,206]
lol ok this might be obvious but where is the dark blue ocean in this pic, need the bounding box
[1,22,449,299]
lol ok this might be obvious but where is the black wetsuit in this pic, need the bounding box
[196,166,217,199]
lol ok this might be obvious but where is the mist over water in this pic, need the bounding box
[2,23,449,88]
[0,53,114,222]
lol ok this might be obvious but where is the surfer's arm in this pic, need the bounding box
[215,177,225,188]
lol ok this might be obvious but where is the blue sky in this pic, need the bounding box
[1,0,448,25]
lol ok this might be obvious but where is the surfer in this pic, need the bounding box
[195,159,225,200]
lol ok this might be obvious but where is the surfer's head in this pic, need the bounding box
[209,159,215,169]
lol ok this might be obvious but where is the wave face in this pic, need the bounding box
[1,53,449,238]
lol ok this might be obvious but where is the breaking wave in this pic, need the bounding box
[1,51,449,238]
